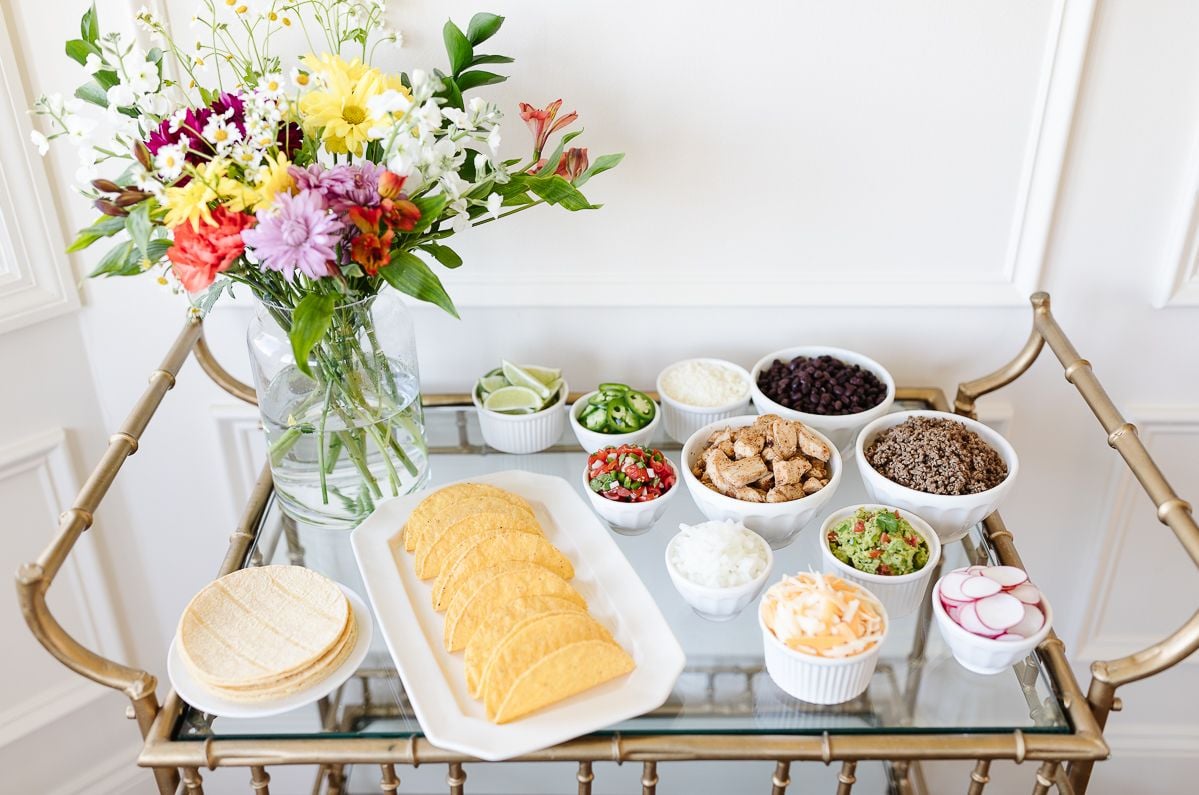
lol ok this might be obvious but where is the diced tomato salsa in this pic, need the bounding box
[586,444,676,503]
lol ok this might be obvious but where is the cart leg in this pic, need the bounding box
[641,761,658,795]
[967,760,992,795]
[1031,761,1059,795]
[250,766,271,795]
[889,760,912,795]
[325,763,346,795]
[771,761,791,795]
[577,761,594,795]
[836,761,858,794]
[380,764,400,793]
[181,766,205,795]
[447,761,466,795]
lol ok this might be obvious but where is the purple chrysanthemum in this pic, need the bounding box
[242,190,344,281]
[287,162,383,213]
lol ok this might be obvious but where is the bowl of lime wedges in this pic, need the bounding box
[473,361,569,454]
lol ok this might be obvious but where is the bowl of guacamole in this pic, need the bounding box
[819,505,941,618]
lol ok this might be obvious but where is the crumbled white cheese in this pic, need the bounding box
[661,360,749,408]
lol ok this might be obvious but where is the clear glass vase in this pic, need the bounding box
[247,287,430,528]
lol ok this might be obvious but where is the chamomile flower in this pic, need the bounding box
[155,143,188,181]
[230,142,262,169]
[290,67,313,90]
[257,72,285,100]
[202,115,242,151]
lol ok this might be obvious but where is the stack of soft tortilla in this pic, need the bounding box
[178,565,356,702]
[394,482,634,724]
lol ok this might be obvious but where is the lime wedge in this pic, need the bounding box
[502,360,552,400]
[478,374,509,395]
[484,385,543,413]
[522,364,562,387]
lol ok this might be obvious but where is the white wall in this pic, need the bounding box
[3,0,1198,792]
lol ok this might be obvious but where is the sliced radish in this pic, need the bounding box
[947,605,962,623]
[981,565,1028,588]
[960,575,1003,599]
[950,566,972,575]
[941,594,972,609]
[958,603,1003,637]
[1008,583,1042,605]
[975,593,1025,630]
[966,565,987,574]
[996,633,1024,641]
[1008,604,1046,637]
[939,573,972,602]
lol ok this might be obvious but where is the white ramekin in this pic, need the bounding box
[680,416,842,550]
[473,381,569,455]
[656,359,753,444]
[749,346,895,452]
[758,595,888,705]
[818,504,941,618]
[664,528,773,621]
[569,390,660,452]
[855,410,1019,544]
[931,579,1053,675]
[582,455,679,536]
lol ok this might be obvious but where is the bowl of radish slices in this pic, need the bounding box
[931,564,1052,675]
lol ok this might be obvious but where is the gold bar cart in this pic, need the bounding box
[16,293,1198,793]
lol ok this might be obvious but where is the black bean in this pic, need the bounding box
[757,354,887,415]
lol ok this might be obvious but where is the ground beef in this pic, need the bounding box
[865,417,1008,495]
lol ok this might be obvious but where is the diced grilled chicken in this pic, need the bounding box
[767,483,806,502]
[755,472,775,491]
[704,448,736,493]
[770,419,798,458]
[773,457,811,486]
[802,476,824,495]
[797,426,830,461]
[720,455,769,488]
[733,427,766,459]
[734,486,765,503]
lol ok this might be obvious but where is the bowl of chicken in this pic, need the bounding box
[680,414,843,549]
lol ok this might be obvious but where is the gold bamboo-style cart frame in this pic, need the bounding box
[16,292,1198,794]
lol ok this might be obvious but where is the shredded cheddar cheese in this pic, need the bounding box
[761,572,886,658]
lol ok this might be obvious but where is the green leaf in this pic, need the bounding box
[144,238,171,262]
[80,4,99,44]
[89,240,139,277]
[470,54,515,67]
[65,39,99,67]
[125,203,152,258]
[442,20,473,76]
[67,215,126,253]
[456,70,506,92]
[380,251,459,317]
[288,293,337,378]
[875,511,900,534]
[93,69,119,90]
[74,81,107,108]
[526,174,596,211]
[535,129,584,180]
[420,243,463,269]
[573,152,624,188]
[466,13,504,45]
[409,194,449,234]
[438,74,463,110]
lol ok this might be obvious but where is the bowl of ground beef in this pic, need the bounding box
[750,347,895,451]
[855,411,1018,543]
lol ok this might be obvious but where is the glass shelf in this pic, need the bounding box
[172,400,1068,743]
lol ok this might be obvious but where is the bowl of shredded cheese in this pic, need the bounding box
[758,571,889,704]
[656,358,753,444]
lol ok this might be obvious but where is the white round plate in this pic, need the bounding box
[167,583,373,719]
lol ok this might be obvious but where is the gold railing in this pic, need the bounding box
[14,293,1197,795]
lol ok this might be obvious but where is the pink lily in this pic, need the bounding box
[519,98,578,159]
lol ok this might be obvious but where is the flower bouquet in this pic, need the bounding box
[32,1,621,527]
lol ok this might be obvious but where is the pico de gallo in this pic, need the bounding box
[587,445,676,503]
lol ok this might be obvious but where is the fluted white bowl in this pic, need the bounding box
[680,416,842,550]
[664,528,773,621]
[932,579,1053,675]
[582,455,679,536]
[569,390,660,452]
[818,504,942,618]
[473,382,568,455]
[855,410,1019,543]
[750,346,895,451]
[656,359,753,444]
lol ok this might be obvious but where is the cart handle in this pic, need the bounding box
[194,324,257,405]
[955,292,1199,690]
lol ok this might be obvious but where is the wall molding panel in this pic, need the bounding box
[1157,136,1199,306]
[0,4,80,334]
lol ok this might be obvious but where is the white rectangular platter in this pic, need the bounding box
[350,469,685,761]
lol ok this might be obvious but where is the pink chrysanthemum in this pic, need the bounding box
[242,190,344,281]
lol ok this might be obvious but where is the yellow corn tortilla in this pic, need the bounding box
[401,483,531,552]
[443,564,585,651]
[465,596,587,697]
[432,531,574,611]
[415,510,541,579]
[492,639,635,724]
[480,612,614,719]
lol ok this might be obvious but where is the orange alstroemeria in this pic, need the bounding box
[530,147,590,182]
[351,229,394,277]
[378,170,408,200]
[347,205,383,235]
[518,98,578,159]
[383,198,421,232]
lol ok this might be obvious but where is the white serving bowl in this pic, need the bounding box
[569,390,660,452]
[931,579,1053,675]
[758,593,888,704]
[818,504,942,618]
[473,381,569,455]
[582,454,679,536]
[680,416,843,550]
[664,527,773,621]
[750,346,895,451]
[855,410,1019,544]
[656,358,753,444]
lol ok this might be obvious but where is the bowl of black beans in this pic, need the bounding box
[750,346,895,450]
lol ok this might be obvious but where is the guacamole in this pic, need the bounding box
[827,508,929,576]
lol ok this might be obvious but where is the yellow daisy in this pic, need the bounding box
[298,54,409,156]
[163,159,228,230]
[250,152,295,211]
